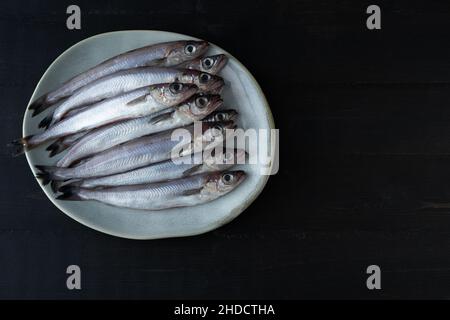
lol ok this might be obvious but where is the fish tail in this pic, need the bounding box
[51,179,82,193]
[8,135,34,157]
[46,139,69,157]
[30,94,53,117]
[56,186,83,201]
[35,165,62,185]
[38,114,54,129]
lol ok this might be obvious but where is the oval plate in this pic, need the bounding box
[23,30,274,240]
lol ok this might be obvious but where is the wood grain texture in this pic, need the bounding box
[1,0,450,299]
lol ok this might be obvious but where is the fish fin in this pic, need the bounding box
[8,135,33,157]
[38,114,53,129]
[56,186,82,201]
[29,94,52,116]
[148,110,174,125]
[57,180,82,193]
[50,179,77,193]
[147,57,166,66]
[50,180,61,193]
[182,164,203,177]
[46,139,69,157]
[35,165,63,185]
[182,187,203,196]
[126,94,148,107]
[67,156,92,168]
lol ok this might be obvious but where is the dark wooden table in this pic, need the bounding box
[1,0,450,299]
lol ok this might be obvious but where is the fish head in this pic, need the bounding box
[203,148,247,170]
[201,120,236,143]
[180,70,225,93]
[204,109,238,122]
[166,40,209,65]
[184,54,228,74]
[150,82,198,107]
[203,170,246,195]
[181,94,223,120]
[199,54,228,74]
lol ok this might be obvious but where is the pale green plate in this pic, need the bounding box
[23,30,274,239]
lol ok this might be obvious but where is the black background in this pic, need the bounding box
[1,0,450,299]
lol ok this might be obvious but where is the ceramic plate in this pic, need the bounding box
[23,30,274,239]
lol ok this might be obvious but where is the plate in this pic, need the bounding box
[23,30,274,240]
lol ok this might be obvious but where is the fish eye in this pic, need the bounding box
[222,173,234,184]
[216,113,225,121]
[196,96,209,108]
[210,125,223,138]
[170,83,183,93]
[185,44,196,55]
[199,73,211,84]
[202,57,214,69]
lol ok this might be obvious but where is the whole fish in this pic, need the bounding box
[177,54,228,74]
[53,148,246,191]
[56,170,246,210]
[36,121,236,182]
[15,83,198,152]
[56,94,227,167]
[39,68,224,129]
[29,40,208,115]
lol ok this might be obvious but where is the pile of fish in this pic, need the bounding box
[13,40,246,211]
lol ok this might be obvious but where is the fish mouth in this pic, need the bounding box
[229,170,246,185]
[211,54,228,74]
[209,95,224,110]
[195,40,209,57]
[222,120,237,130]
[209,78,225,93]
[184,83,200,96]
[226,109,238,121]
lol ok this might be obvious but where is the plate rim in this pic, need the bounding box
[23,30,275,240]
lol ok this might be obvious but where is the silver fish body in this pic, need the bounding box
[29,40,208,114]
[38,121,235,181]
[47,109,238,157]
[56,94,223,167]
[59,148,246,189]
[44,67,224,128]
[56,170,246,210]
[26,83,197,148]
